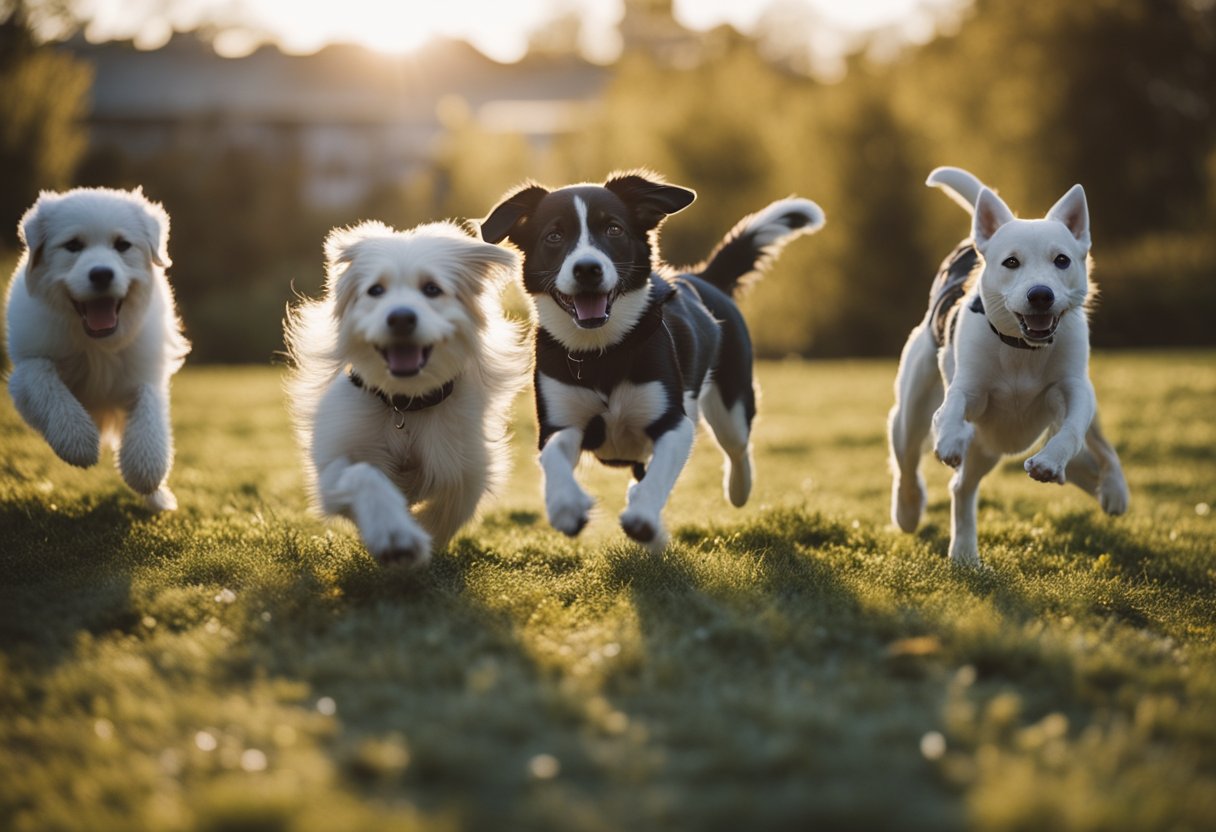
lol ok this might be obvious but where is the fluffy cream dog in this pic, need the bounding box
[888,166,1128,566]
[285,221,526,567]
[5,187,189,510]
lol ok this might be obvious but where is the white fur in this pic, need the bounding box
[553,196,621,298]
[4,187,188,510]
[534,287,648,354]
[889,167,1129,566]
[285,221,527,567]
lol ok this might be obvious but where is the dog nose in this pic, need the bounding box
[1026,285,1054,311]
[386,307,417,335]
[572,259,603,288]
[88,267,114,289]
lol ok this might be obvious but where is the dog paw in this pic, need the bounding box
[119,440,171,495]
[547,488,594,537]
[1025,454,1067,485]
[1099,478,1130,516]
[361,517,432,569]
[948,541,983,569]
[620,508,669,553]
[145,487,178,512]
[934,425,972,469]
[48,420,101,468]
[892,477,926,533]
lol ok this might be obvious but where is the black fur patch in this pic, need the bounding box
[929,241,979,347]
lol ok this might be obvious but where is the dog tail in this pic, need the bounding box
[926,167,988,215]
[693,197,825,296]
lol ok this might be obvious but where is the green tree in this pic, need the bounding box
[0,1,91,245]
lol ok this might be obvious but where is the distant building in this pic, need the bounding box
[63,34,610,209]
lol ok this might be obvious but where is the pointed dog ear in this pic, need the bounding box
[972,187,1015,253]
[133,189,173,267]
[604,172,696,232]
[1046,184,1091,250]
[480,183,549,244]
[18,192,55,282]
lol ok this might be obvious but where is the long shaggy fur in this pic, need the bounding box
[4,186,189,511]
[284,220,527,567]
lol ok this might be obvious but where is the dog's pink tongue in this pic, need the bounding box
[385,344,425,374]
[83,298,118,332]
[573,294,608,320]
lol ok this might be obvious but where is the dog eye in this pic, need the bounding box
[1054,254,1071,269]
[544,230,564,244]
[367,284,385,297]
[1001,256,1021,269]
[64,238,84,253]
[421,281,443,298]
[113,238,131,253]
[605,223,624,237]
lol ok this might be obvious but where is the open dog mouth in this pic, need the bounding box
[377,343,433,377]
[1014,312,1060,343]
[72,298,122,338]
[552,290,614,329]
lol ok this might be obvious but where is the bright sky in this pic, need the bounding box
[75,0,937,61]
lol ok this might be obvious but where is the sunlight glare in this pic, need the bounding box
[248,0,555,60]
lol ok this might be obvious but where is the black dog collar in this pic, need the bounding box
[969,295,1051,350]
[348,370,455,428]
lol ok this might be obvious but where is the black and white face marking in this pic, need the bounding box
[481,174,695,344]
[547,196,629,328]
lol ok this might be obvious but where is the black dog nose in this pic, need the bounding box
[1026,285,1054,311]
[572,259,603,288]
[386,307,417,334]
[88,267,114,289]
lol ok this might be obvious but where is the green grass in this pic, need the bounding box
[1,353,1214,831]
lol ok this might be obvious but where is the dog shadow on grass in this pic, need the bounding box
[0,492,182,668]
[233,524,628,830]
[588,510,971,829]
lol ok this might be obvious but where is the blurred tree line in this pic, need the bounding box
[1,0,1213,361]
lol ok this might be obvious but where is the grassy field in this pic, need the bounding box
[1,353,1213,831]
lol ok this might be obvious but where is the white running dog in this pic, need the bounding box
[285,221,526,567]
[5,187,189,510]
[888,166,1129,566]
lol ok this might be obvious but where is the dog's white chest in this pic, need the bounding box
[539,375,668,462]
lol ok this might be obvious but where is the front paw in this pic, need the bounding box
[547,486,594,537]
[120,444,171,495]
[1025,453,1067,485]
[360,514,432,568]
[1099,477,1130,516]
[948,539,983,569]
[620,507,669,553]
[934,424,973,469]
[48,418,101,468]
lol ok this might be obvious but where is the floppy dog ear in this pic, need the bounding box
[604,172,696,232]
[972,187,1015,253]
[18,193,54,282]
[446,236,521,298]
[1046,184,1091,250]
[480,183,549,245]
[133,189,173,267]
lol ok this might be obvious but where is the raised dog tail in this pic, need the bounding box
[693,197,825,296]
[926,166,989,215]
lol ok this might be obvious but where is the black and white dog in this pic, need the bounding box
[481,171,824,551]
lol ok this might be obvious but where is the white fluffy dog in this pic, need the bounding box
[285,220,526,567]
[5,187,189,510]
[888,166,1129,566]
